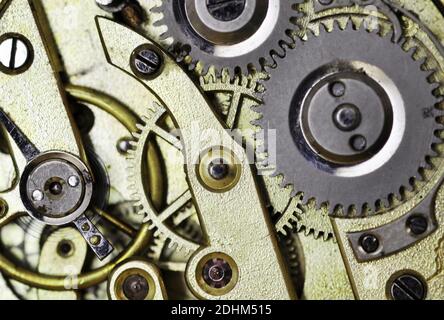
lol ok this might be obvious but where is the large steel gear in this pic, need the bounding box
[147,0,303,75]
[256,18,444,216]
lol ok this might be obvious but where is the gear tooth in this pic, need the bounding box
[425,155,434,169]
[199,62,213,77]
[365,17,381,33]
[131,131,141,139]
[394,189,404,203]
[320,20,334,33]
[142,216,152,226]
[150,2,164,14]
[343,204,354,217]
[135,123,146,131]
[331,204,344,216]
[312,229,322,239]
[350,16,364,30]
[269,47,285,65]
[429,144,441,157]
[307,24,320,38]
[167,241,176,249]
[406,177,417,191]
[359,203,370,217]
[434,86,444,98]
[432,84,443,97]
[298,195,310,207]
[130,192,141,202]
[322,233,329,241]
[337,17,353,30]
[427,69,440,83]
[278,178,291,190]
[431,134,443,147]
[407,45,421,61]
[278,226,289,237]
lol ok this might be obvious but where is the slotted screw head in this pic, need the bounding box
[0,34,33,74]
[130,44,163,79]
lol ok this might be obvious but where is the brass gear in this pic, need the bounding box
[138,0,334,241]
[0,86,162,292]
[127,103,200,254]
[128,69,267,253]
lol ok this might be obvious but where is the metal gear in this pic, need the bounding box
[147,0,303,75]
[274,191,334,241]
[256,18,444,216]
[141,0,335,239]
[200,68,336,239]
[127,103,201,254]
[127,69,265,253]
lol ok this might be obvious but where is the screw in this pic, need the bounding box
[89,235,102,246]
[203,258,233,288]
[48,181,63,195]
[330,81,346,97]
[130,45,162,79]
[32,190,44,202]
[407,214,428,236]
[68,175,80,188]
[389,274,426,300]
[81,223,91,232]
[318,0,334,5]
[333,103,361,132]
[350,134,367,152]
[359,234,380,254]
[0,34,32,73]
[122,274,149,300]
[208,159,229,180]
[206,0,246,21]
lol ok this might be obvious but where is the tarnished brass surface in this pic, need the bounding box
[0,0,443,300]
[96,17,294,299]
[107,259,167,300]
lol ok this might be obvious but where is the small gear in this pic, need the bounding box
[128,69,266,252]
[127,103,202,254]
[201,68,335,239]
[146,0,303,75]
[274,190,334,241]
[256,16,444,216]
[200,67,265,126]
